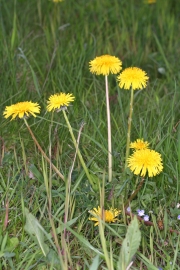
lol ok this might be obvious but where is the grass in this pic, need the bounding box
[0,0,180,269]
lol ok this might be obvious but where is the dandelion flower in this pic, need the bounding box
[89,206,121,226]
[47,93,75,112]
[130,139,150,150]
[89,55,122,76]
[127,148,163,177]
[3,101,40,120]
[117,67,149,90]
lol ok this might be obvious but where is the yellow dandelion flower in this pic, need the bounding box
[89,55,122,76]
[117,67,149,90]
[130,139,150,150]
[47,93,75,112]
[127,148,163,177]
[89,206,121,226]
[3,101,40,120]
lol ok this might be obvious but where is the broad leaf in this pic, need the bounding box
[118,216,141,270]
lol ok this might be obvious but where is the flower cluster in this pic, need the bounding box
[89,54,149,91]
[137,209,149,221]
[3,93,75,120]
[127,139,163,177]
[126,207,150,221]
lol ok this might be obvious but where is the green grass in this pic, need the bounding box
[0,0,180,269]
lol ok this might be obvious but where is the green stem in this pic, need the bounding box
[105,75,112,182]
[23,118,64,181]
[125,86,134,169]
[62,110,95,189]
[124,177,145,208]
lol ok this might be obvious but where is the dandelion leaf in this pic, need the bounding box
[118,216,141,270]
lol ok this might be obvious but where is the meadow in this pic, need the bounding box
[0,0,180,269]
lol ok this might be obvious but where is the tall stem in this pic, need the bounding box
[125,86,134,169]
[23,118,64,181]
[62,110,95,189]
[105,75,112,182]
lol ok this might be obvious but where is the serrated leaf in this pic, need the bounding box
[118,216,141,270]
[24,208,49,256]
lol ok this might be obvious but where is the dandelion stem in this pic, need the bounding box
[23,118,64,181]
[105,75,112,182]
[125,177,145,208]
[125,86,134,169]
[62,110,96,189]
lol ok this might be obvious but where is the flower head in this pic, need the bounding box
[117,67,149,90]
[130,139,149,150]
[89,55,122,76]
[47,93,75,112]
[89,206,121,226]
[137,209,145,217]
[143,215,149,221]
[3,101,40,120]
[126,206,131,212]
[178,215,180,220]
[127,148,163,177]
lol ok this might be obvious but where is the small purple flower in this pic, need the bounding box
[143,215,149,221]
[158,268,163,270]
[127,207,131,212]
[137,209,145,216]
[178,215,180,220]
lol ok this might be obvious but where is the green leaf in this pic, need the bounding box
[89,255,100,270]
[59,220,103,257]
[137,252,159,270]
[5,237,19,252]
[1,232,8,252]
[118,216,141,270]
[29,164,44,183]
[24,208,49,256]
